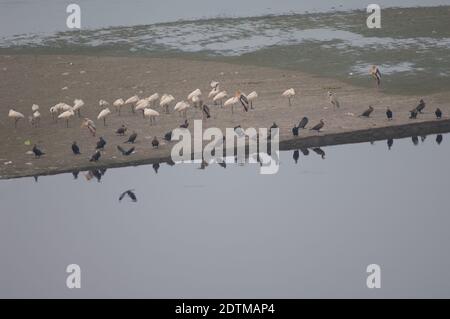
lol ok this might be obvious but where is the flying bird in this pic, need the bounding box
[72,142,81,155]
[360,106,374,117]
[117,145,135,156]
[125,131,137,144]
[32,145,45,158]
[119,189,137,202]
[310,119,325,132]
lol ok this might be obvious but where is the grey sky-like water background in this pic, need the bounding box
[1,1,450,298]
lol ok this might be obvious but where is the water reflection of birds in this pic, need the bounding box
[199,160,209,170]
[218,161,226,169]
[436,134,443,145]
[420,135,427,142]
[119,190,137,202]
[310,119,324,132]
[153,163,160,173]
[412,136,419,146]
[299,147,309,156]
[72,171,79,179]
[33,175,38,183]
[293,150,299,164]
[312,147,325,159]
[387,138,393,150]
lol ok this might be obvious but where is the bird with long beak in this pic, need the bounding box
[236,90,249,112]
[81,118,96,136]
[8,109,24,128]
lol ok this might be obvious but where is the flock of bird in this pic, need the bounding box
[6,70,446,166]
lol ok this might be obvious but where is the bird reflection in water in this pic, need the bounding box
[293,150,299,164]
[299,147,309,156]
[412,136,419,146]
[33,175,39,183]
[72,171,79,180]
[119,189,137,203]
[387,138,393,150]
[312,147,325,159]
[436,134,443,145]
[153,163,160,173]
[420,135,427,143]
[84,169,106,182]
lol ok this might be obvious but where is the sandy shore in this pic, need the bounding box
[0,54,449,179]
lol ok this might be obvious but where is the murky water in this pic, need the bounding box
[1,133,449,298]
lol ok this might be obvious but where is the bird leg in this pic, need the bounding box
[288,97,291,106]
[103,118,106,126]
[142,110,145,119]
[250,101,253,109]
[14,118,18,128]
[66,119,69,128]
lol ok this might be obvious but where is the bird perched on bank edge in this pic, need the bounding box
[435,108,442,119]
[32,145,45,158]
[152,136,159,148]
[386,108,393,120]
[72,142,81,155]
[410,109,418,119]
[90,150,101,162]
[310,119,325,132]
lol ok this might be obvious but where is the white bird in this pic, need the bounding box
[174,101,190,118]
[147,93,159,107]
[328,91,340,109]
[213,91,227,106]
[160,94,175,114]
[8,109,24,128]
[99,99,109,108]
[97,108,111,126]
[143,108,160,125]
[58,109,75,128]
[73,99,85,117]
[224,96,239,114]
[208,87,220,99]
[31,104,39,112]
[210,81,219,89]
[81,118,96,136]
[125,95,139,113]
[187,89,202,101]
[49,106,59,121]
[282,88,296,106]
[191,95,201,108]
[135,99,150,118]
[30,110,41,128]
[246,91,258,109]
[59,103,73,112]
[113,98,125,115]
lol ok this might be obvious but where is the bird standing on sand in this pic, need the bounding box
[125,131,137,144]
[152,136,159,148]
[416,99,426,113]
[160,94,175,114]
[99,99,109,109]
[144,108,160,125]
[210,81,219,90]
[292,126,299,136]
[81,118,96,136]
[246,91,258,109]
[73,99,84,117]
[360,105,374,117]
[97,108,111,126]
[96,137,107,150]
[72,142,81,155]
[224,96,239,114]
[213,91,227,106]
[116,125,127,136]
[30,110,41,128]
[8,109,24,128]
[282,88,295,106]
[386,107,393,120]
[125,95,139,113]
[370,65,382,87]
[310,119,325,132]
[90,150,101,162]
[328,91,340,109]
[164,131,172,141]
[135,99,150,118]
[32,145,45,158]
[117,145,135,156]
[409,109,418,119]
[58,109,75,128]
[435,108,442,119]
[113,98,125,115]
[119,190,137,202]
[147,93,159,107]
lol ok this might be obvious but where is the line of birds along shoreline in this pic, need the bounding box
[5,71,446,163]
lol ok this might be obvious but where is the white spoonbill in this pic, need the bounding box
[224,96,239,114]
[147,93,159,107]
[58,108,75,128]
[213,91,227,106]
[8,109,24,128]
[135,99,150,118]
[30,110,41,128]
[73,99,85,117]
[81,118,96,136]
[113,98,125,115]
[160,94,175,114]
[144,108,160,125]
[246,91,258,109]
[210,81,219,89]
[328,91,340,109]
[99,99,109,109]
[282,88,296,106]
[208,87,219,99]
[174,101,190,118]
[187,89,202,101]
[125,95,139,113]
[31,104,39,112]
[49,106,59,121]
[97,108,111,126]
[59,103,73,112]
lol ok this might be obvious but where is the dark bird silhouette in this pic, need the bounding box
[180,119,189,129]
[298,116,309,129]
[72,171,79,179]
[125,131,137,144]
[293,150,299,164]
[152,136,159,148]
[312,147,325,159]
[435,108,442,119]
[420,135,427,143]
[412,136,419,146]
[218,161,226,169]
[436,134,443,145]
[310,119,325,132]
[164,131,172,141]
[116,125,127,136]
[72,141,81,155]
[153,163,160,173]
[91,169,102,182]
[415,99,426,113]
[299,147,309,156]
[409,109,418,119]
[33,175,39,183]
[32,145,45,158]
[90,150,101,162]
[239,94,249,112]
[117,145,135,156]
[386,108,393,120]
[202,103,211,119]
[119,189,137,202]
[270,122,278,130]
[96,137,106,150]
[360,105,374,117]
[292,126,299,136]
[387,138,393,150]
